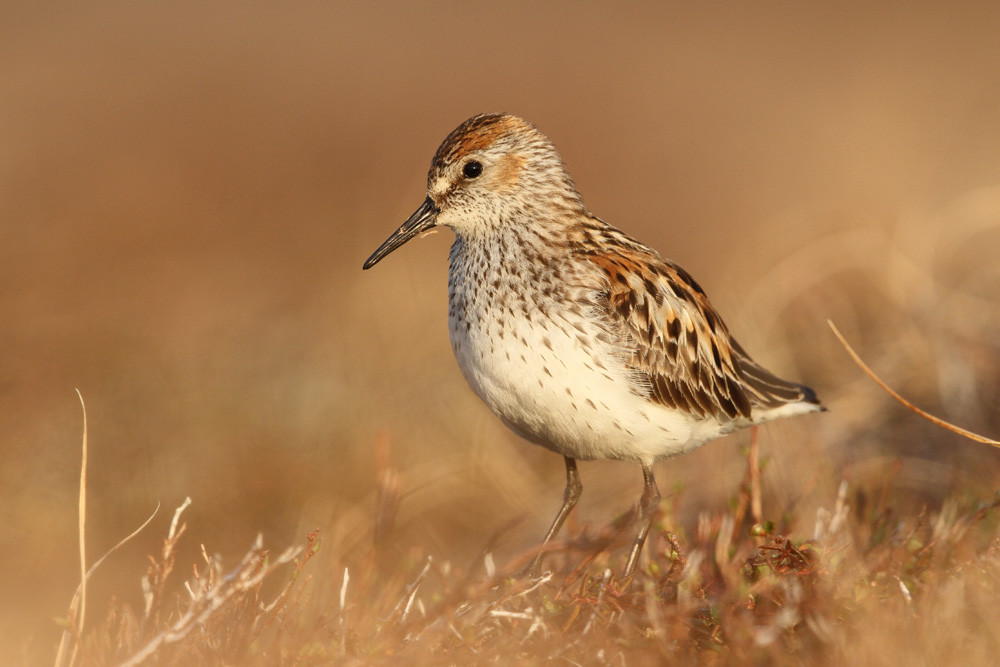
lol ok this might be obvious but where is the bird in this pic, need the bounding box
[362,113,824,579]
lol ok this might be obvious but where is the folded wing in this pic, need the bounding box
[583,244,819,422]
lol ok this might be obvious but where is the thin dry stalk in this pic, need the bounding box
[828,320,1000,447]
[258,528,320,623]
[54,503,161,666]
[339,566,350,655]
[74,389,86,666]
[55,392,160,667]
[53,391,88,667]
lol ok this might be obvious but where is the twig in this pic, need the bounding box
[120,536,302,667]
[169,497,192,541]
[828,320,1000,447]
[144,499,191,623]
[400,557,433,624]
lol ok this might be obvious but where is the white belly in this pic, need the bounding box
[448,296,727,465]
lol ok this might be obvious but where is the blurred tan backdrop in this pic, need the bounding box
[3,2,999,662]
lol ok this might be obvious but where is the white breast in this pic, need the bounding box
[447,242,727,465]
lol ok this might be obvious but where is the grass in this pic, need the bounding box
[55,465,1000,664]
[56,381,1000,664]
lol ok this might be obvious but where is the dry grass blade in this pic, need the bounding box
[85,506,161,582]
[74,389,86,667]
[55,391,160,667]
[828,319,1000,447]
[53,391,88,667]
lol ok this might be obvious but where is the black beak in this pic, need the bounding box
[362,197,440,270]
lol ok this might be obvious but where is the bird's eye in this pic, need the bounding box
[462,160,483,179]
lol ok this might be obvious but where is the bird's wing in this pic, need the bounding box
[582,245,814,420]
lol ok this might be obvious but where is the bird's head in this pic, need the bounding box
[363,113,582,269]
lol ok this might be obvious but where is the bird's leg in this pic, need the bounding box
[622,463,661,580]
[526,456,582,576]
[733,425,763,541]
[748,425,762,526]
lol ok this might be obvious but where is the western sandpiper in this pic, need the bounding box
[363,113,823,578]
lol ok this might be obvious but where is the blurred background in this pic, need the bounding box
[3,2,999,662]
